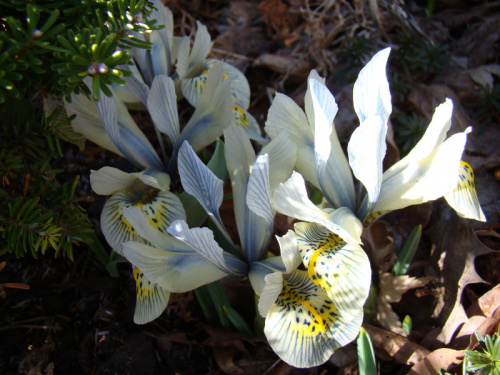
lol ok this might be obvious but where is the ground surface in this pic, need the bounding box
[1,0,500,374]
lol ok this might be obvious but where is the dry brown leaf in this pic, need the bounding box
[377,273,433,335]
[452,315,487,350]
[468,64,500,89]
[362,221,396,273]
[476,284,500,317]
[407,348,464,375]
[364,324,430,365]
[455,15,500,68]
[253,53,312,79]
[213,347,246,375]
[427,206,494,344]
[468,306,500,350]
[202,324,257,353]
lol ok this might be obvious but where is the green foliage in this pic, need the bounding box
[392,33,449,83]
[464,330,500,375]
[339,35,377,68]
[392,224,422,276]
[0,100,94,259]
[0,0,161,102]
[392,112,428,156]
[357,327,377,375]
[402,314,412,335]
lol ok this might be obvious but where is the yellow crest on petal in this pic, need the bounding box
[445,161,486,221]
[264,270,363,368]
[295,222,371,319]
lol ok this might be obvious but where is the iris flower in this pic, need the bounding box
[90,167,186,323]
[122,0,264,141]
[118,124,296,324]
[267,47,486,227]
[66,63,234,173]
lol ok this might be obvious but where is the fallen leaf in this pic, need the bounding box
[253,53,312,79]
[377,273,433,335]
[427,204,494,344]
[468,306,500,350]
[476,284,500,317]
[407,348,464,375]
[364,324,430,365]
[362,221,396,273]
[455,15,500,68]
[468,64,500,89]
[452,315,487,350]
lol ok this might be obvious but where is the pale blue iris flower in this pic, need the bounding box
[90,166,186,324]
[66,63,234,173]
[122,0,264,141]
[118,124,296,324]
[267,48,486,228]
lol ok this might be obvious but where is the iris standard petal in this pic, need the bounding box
[276,230,302,273]
[258,272,284,317]
[132,267,171,324]
[148,75,180,149]
[246,154,275,260]
[91,167,137,195]
[307,75,355,210]
[132,169,171,191]
[352,47,392,125]
[246,154,273,227]
[188,21,213,73]
[265,93,319,188]
[175,36,190,80]
[249,257,286,296]
[90,87,164,170]
[120,62,150,106]
[150,0,175,73]
[122,242,228,292]
[304,70,334,135]
[177,141,231,240]
[348,115,386,211]
[179,64,234,152]
[295,222,371,319]
[260,132,297,193]
[224,124,269,261]
[263,270,363,368]
[444,161,487,221]
[272,172,362,244]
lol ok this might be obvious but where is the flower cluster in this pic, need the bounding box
[62,1,486,369]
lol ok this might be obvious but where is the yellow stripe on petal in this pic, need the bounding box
[296,222,371,319]
[133,267,170,324]
[181,72,209,107]
[101,183,186,252]
[233,105,250,128]
[445,161,486,221]
[264,270,362,368]
[362,210,389,227]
